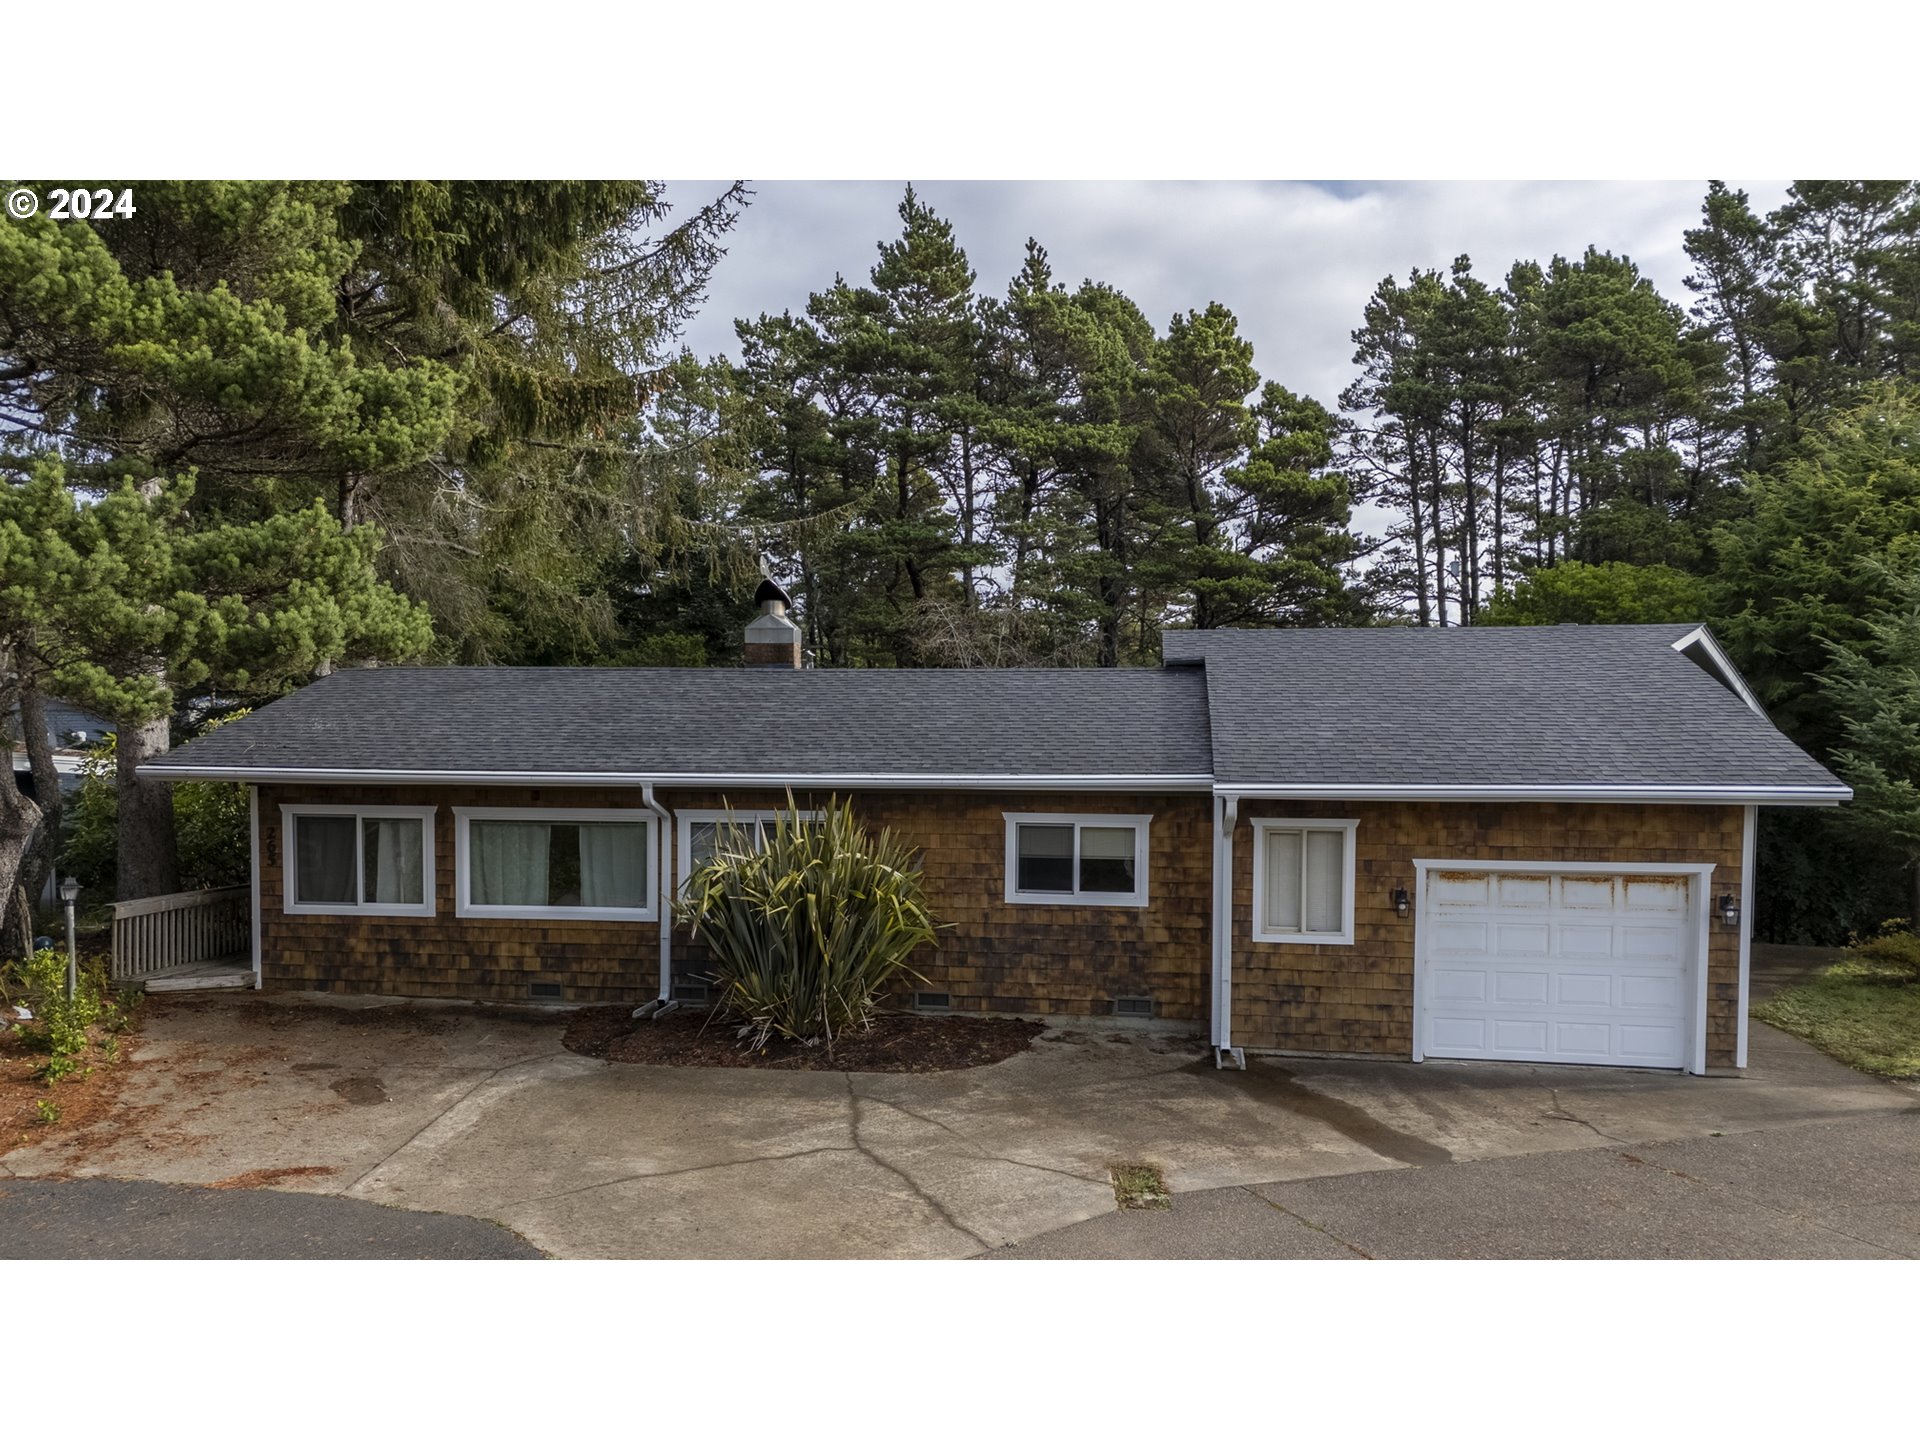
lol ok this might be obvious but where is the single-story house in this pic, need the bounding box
[142,585,1847,1075]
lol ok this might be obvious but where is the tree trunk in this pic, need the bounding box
[6,884,30,959]
[115,706,180,901]
[1491,431,1508,600]
[0,702,44,954]
[1426,430,1449,626]
[959,434,977,607]
[17,686,61,908]
[1406,453,1432,626]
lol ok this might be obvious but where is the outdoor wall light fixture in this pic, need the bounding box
[1717,893,1740,929]
[1393,886,1410,918]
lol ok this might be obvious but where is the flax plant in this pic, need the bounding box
[678,798,938,1052]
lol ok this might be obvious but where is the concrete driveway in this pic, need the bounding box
[4,991,1914,1259]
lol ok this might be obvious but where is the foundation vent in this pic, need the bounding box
[913,991,951,1012]
[528,983,565,1000]
[1114,996,1154,1018]
[673,981,713,1003]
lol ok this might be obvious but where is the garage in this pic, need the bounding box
[1413,862,1709,1072]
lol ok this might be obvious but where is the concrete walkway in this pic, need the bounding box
[4,991,1913,1259]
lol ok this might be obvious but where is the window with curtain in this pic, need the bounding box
[285,807,433,915]
[1255,821,1356,943]
[678,810,823,888]
[1004,813,1151,906]
[458,810,652,917]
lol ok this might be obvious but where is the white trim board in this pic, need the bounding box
[1671,626,1768,719]
[1737,804,1757,1068]
[1410,858,1717,1076]
[452,805,660,923]
[281,803,438,918]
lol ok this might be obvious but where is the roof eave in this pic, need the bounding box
[1213,782,1851,806]
[135,764,1218,793]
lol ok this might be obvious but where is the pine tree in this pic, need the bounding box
[0,465,428,902]
[1821,565,1920,924]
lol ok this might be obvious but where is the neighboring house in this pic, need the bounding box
[141,585,1847,1076]
[9,699,116,801]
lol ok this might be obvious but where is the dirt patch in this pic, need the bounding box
[207,1164,339,1190]
[0,1009,147,1160]
[564,1006,1042,1073]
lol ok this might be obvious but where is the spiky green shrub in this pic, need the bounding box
[679,799,937,1051]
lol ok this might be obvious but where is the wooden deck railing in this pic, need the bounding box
[110,885,251,980]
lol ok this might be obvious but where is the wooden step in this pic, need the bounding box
[142,970,255,992]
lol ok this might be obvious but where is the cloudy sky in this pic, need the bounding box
[672,180,1791,408]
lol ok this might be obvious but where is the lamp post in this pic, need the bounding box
[60,876,79,1002]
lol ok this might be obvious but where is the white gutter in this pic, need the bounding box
[138,765,1215,793]
[141,771,1845,808]
[1213,783,1850,806]
[640,782,674,1012]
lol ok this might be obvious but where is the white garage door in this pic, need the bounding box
[1418,868,1695,1069]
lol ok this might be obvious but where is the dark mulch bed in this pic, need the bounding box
[563,1005,1042,1073]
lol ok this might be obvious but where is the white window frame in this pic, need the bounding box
[281,803,437,918]
[453,806,658,922]
[1002,812,1153,908]
[1251,818,1359,945]
[676,808,823,891]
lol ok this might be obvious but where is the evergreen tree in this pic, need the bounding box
[0,465,427,902]
[1712,385,1920,753]
[1821,565,1920,925]
[0,184,456,896]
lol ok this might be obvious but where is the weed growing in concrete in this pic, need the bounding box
[1111,1163,1171,1210]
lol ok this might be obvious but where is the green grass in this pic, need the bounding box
[1110,1163,1171,1211]
[1754,959,1920,1079]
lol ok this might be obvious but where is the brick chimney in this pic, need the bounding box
[743,578,803,668]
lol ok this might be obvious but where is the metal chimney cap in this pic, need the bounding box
[753,577,793,610]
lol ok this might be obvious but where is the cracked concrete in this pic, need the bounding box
[5,990,1914,1259]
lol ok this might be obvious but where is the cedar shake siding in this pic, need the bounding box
[260,784,667,1005]
[1227,800,1748,1069]
[255,784,1212,1019]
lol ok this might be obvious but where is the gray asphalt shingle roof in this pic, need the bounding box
[146,625,1844,797]
[1160,624,1844,793]
[146,665,1215,781]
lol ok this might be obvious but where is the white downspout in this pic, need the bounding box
[248,786,263,990]
[635,782,676,1019]
[1213,793,1243,1069]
